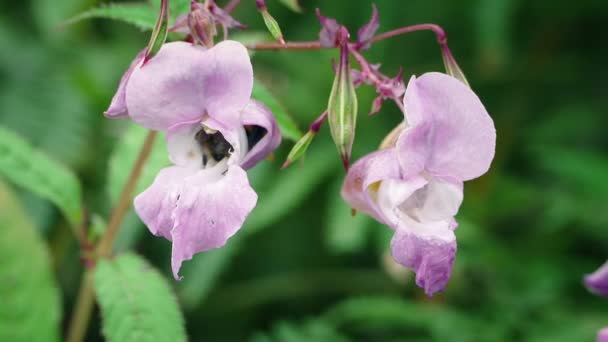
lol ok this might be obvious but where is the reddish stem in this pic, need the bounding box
[309,111,328,133]
[245,40,322,50]
[224,0,241,13]
[365,23,447,46]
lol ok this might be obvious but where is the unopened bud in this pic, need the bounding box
[441,44,469,87]
[258,5,285,44]
[282,130,316,169]
[188,3,216,48]
[144,0,169,63]
[327,29,358,171]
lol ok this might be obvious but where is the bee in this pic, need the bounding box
[195,129,233,165]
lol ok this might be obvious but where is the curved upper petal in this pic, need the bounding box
[126,41,253,131]
[390,218,457,296]
[170,165,257,279]
[202,40,254,128]
[341,148,403,224]
[240,100,282,170]
[402,72,496,181]
[133,166,195,240]
[104,49,146,118]
[585,261,608,297]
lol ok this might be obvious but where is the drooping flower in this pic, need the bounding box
[106,41,281,278]
[342,72,496,295]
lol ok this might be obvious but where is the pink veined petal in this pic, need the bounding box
[133,166,196,240]
[390,217,457,296]
[585,261,608,297]
[202,40,253,128]
[240,100,282,170]
[170,165,257,279]
[341,148,402,224]
[126,42,209,130]
[402,72,496,181]
[104,49,145,118]
[395,121,432,179]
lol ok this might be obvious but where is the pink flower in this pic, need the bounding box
[106,41,281,278]
[585,261,608,296]
[342,73,496,295]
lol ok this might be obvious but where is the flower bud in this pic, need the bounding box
[441,44,469,87]
[327,28,358,170]
[256,0,285,44]
[282,130,316,169]
[144,0,169,63]
[188,2,216,48]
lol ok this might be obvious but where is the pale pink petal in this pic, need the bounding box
[395,121,432,179]
[390,218,457,296]
[133,166,196,240]
[341,148,402,224]
[597,328,608,342]
[399,177,463,223]
[376,177,428,227]
[104,49,145,118]
[126,41,253,131]
[166,122,205,169]
[402,72,496,181]
[126,42,208,130]
[202,40,253,128]
[240,100,282,170]
[170,166,257,279]
[585,261,608,297]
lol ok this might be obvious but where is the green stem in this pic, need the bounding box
[65,130,158,342]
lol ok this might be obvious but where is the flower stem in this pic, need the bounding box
[97,130,158,257]
[224,0,241,13]
[65,130,158,342]
[245,40,323,50]
[364,23,447,46]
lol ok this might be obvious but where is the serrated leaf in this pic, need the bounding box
[66,0,190,31]
[325,177,372,254]
[0,126,83,226]
[94,253,186,342]
[65,3,158,30]
[278,0,302,13]
[0,181,61,342]
[252,80,302,141]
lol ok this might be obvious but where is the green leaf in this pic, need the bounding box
[252,80,302,141]
[325,177,372,254]
[251,319,348,342]
[94,253,186,342]
[0,126,83,226]
[66,0,190,31]
[65,3,158,30]
[278,0,303,13]
[0,181,61,342]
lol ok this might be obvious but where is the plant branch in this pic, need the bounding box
[246,40,323,50]
[66,130,158,342]
[365,23,447,46]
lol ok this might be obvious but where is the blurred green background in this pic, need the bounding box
[1,0,607,340]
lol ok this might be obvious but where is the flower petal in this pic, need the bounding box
[126,42,208,130]
[400,177,463,223]
[170,165,257,279]
[341,148,403,224]
[585,261,608,297]
[402,72,496,181]
[390,219,457,296]
[166,122,205,169]
[240,100,281,169]
[133,166,195,240]
[126,41,253,131]
[201,40,253,128]
[104,49,145,118]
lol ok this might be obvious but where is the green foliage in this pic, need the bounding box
[66,0,190,30]
[0,182,61,342]
[0,126,83,226]
[278,0,303,13]
[325,177,372,254]
[252,80,303,141]
[94,253,186,342]
[251,320,348,342]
